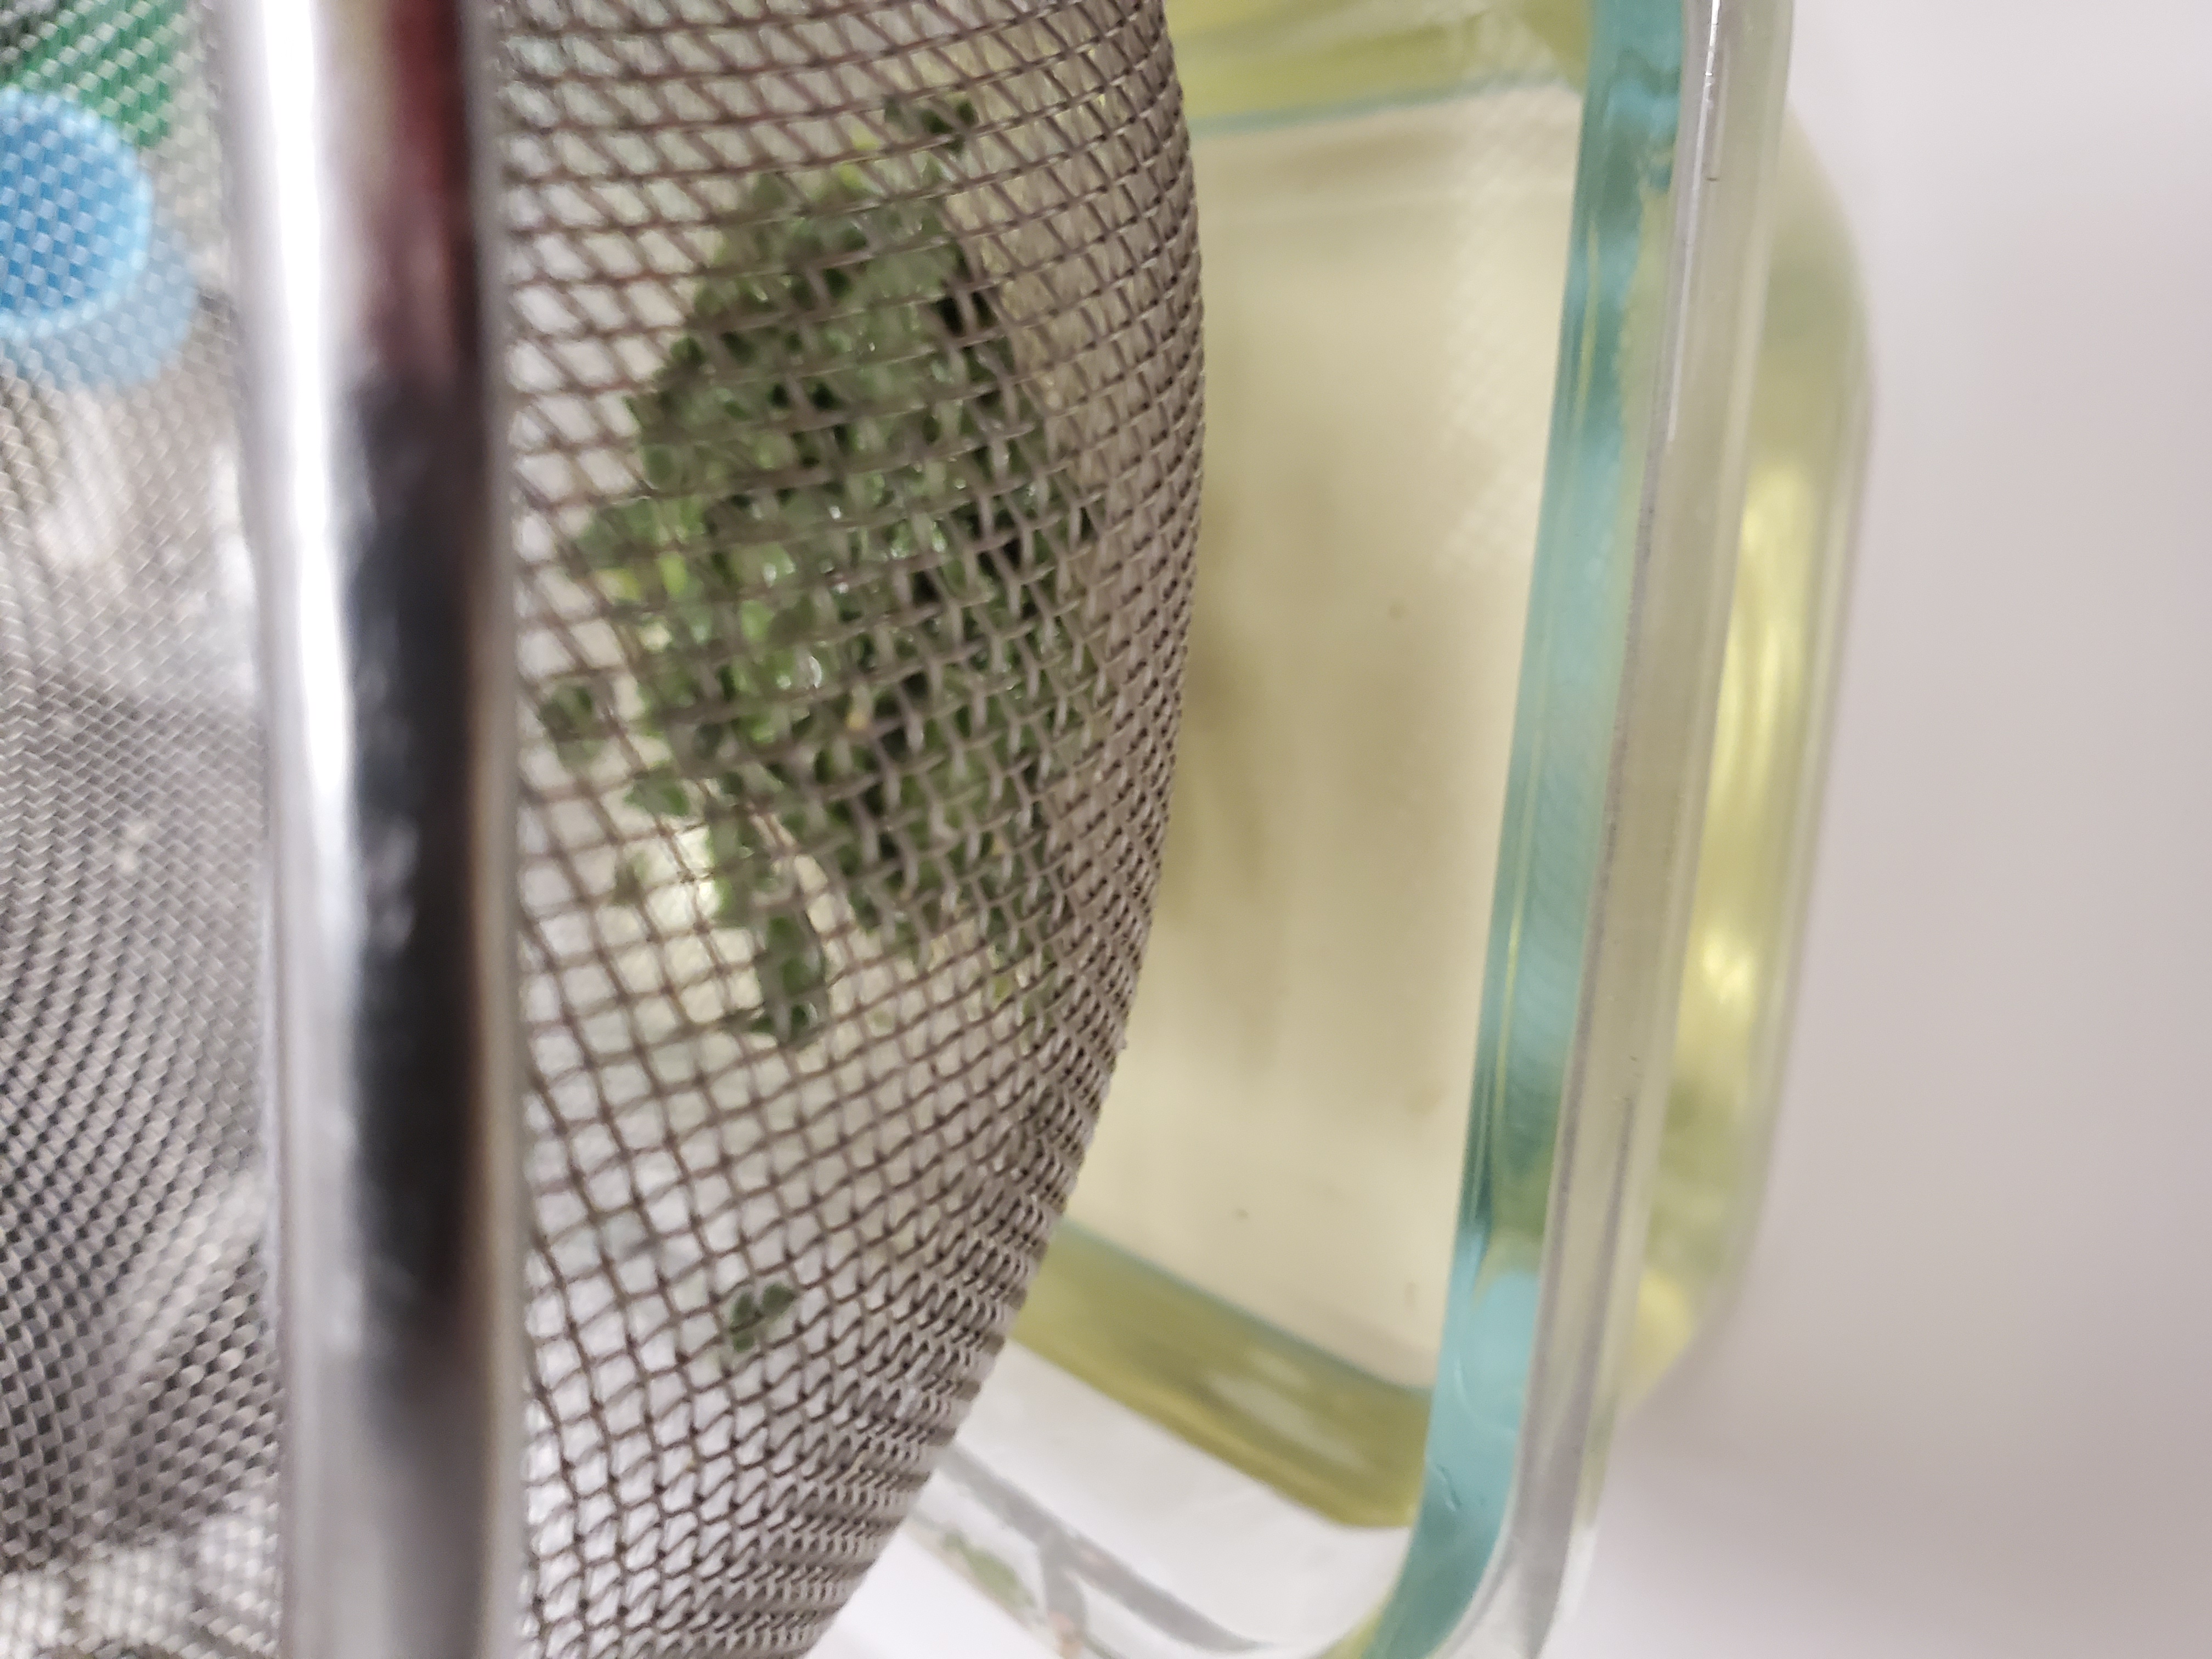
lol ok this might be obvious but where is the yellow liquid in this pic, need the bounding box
[1060,83,1583,1395]
[1004,75,1578,1543]
[1014,1225,1431,1529]
[1002,120,1866,1532]
[1627,122,1869,1393]
[895,11,1865,1647]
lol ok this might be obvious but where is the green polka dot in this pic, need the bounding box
[1,0,183,150]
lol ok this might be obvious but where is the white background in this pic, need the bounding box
[1553,2,2212,1654]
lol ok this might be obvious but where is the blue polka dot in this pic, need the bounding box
[1,88,191,387]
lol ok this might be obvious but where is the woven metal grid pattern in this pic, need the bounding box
[504,2,1199,1651]
[1,1,1199,1654]
[1,3,275,1655]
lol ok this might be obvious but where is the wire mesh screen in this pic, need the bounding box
[504,2,1200,1651]
[1,1,276,1652]
[3,0,1199,1656]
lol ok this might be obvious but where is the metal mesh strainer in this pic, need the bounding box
[1,2,1202,1656]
